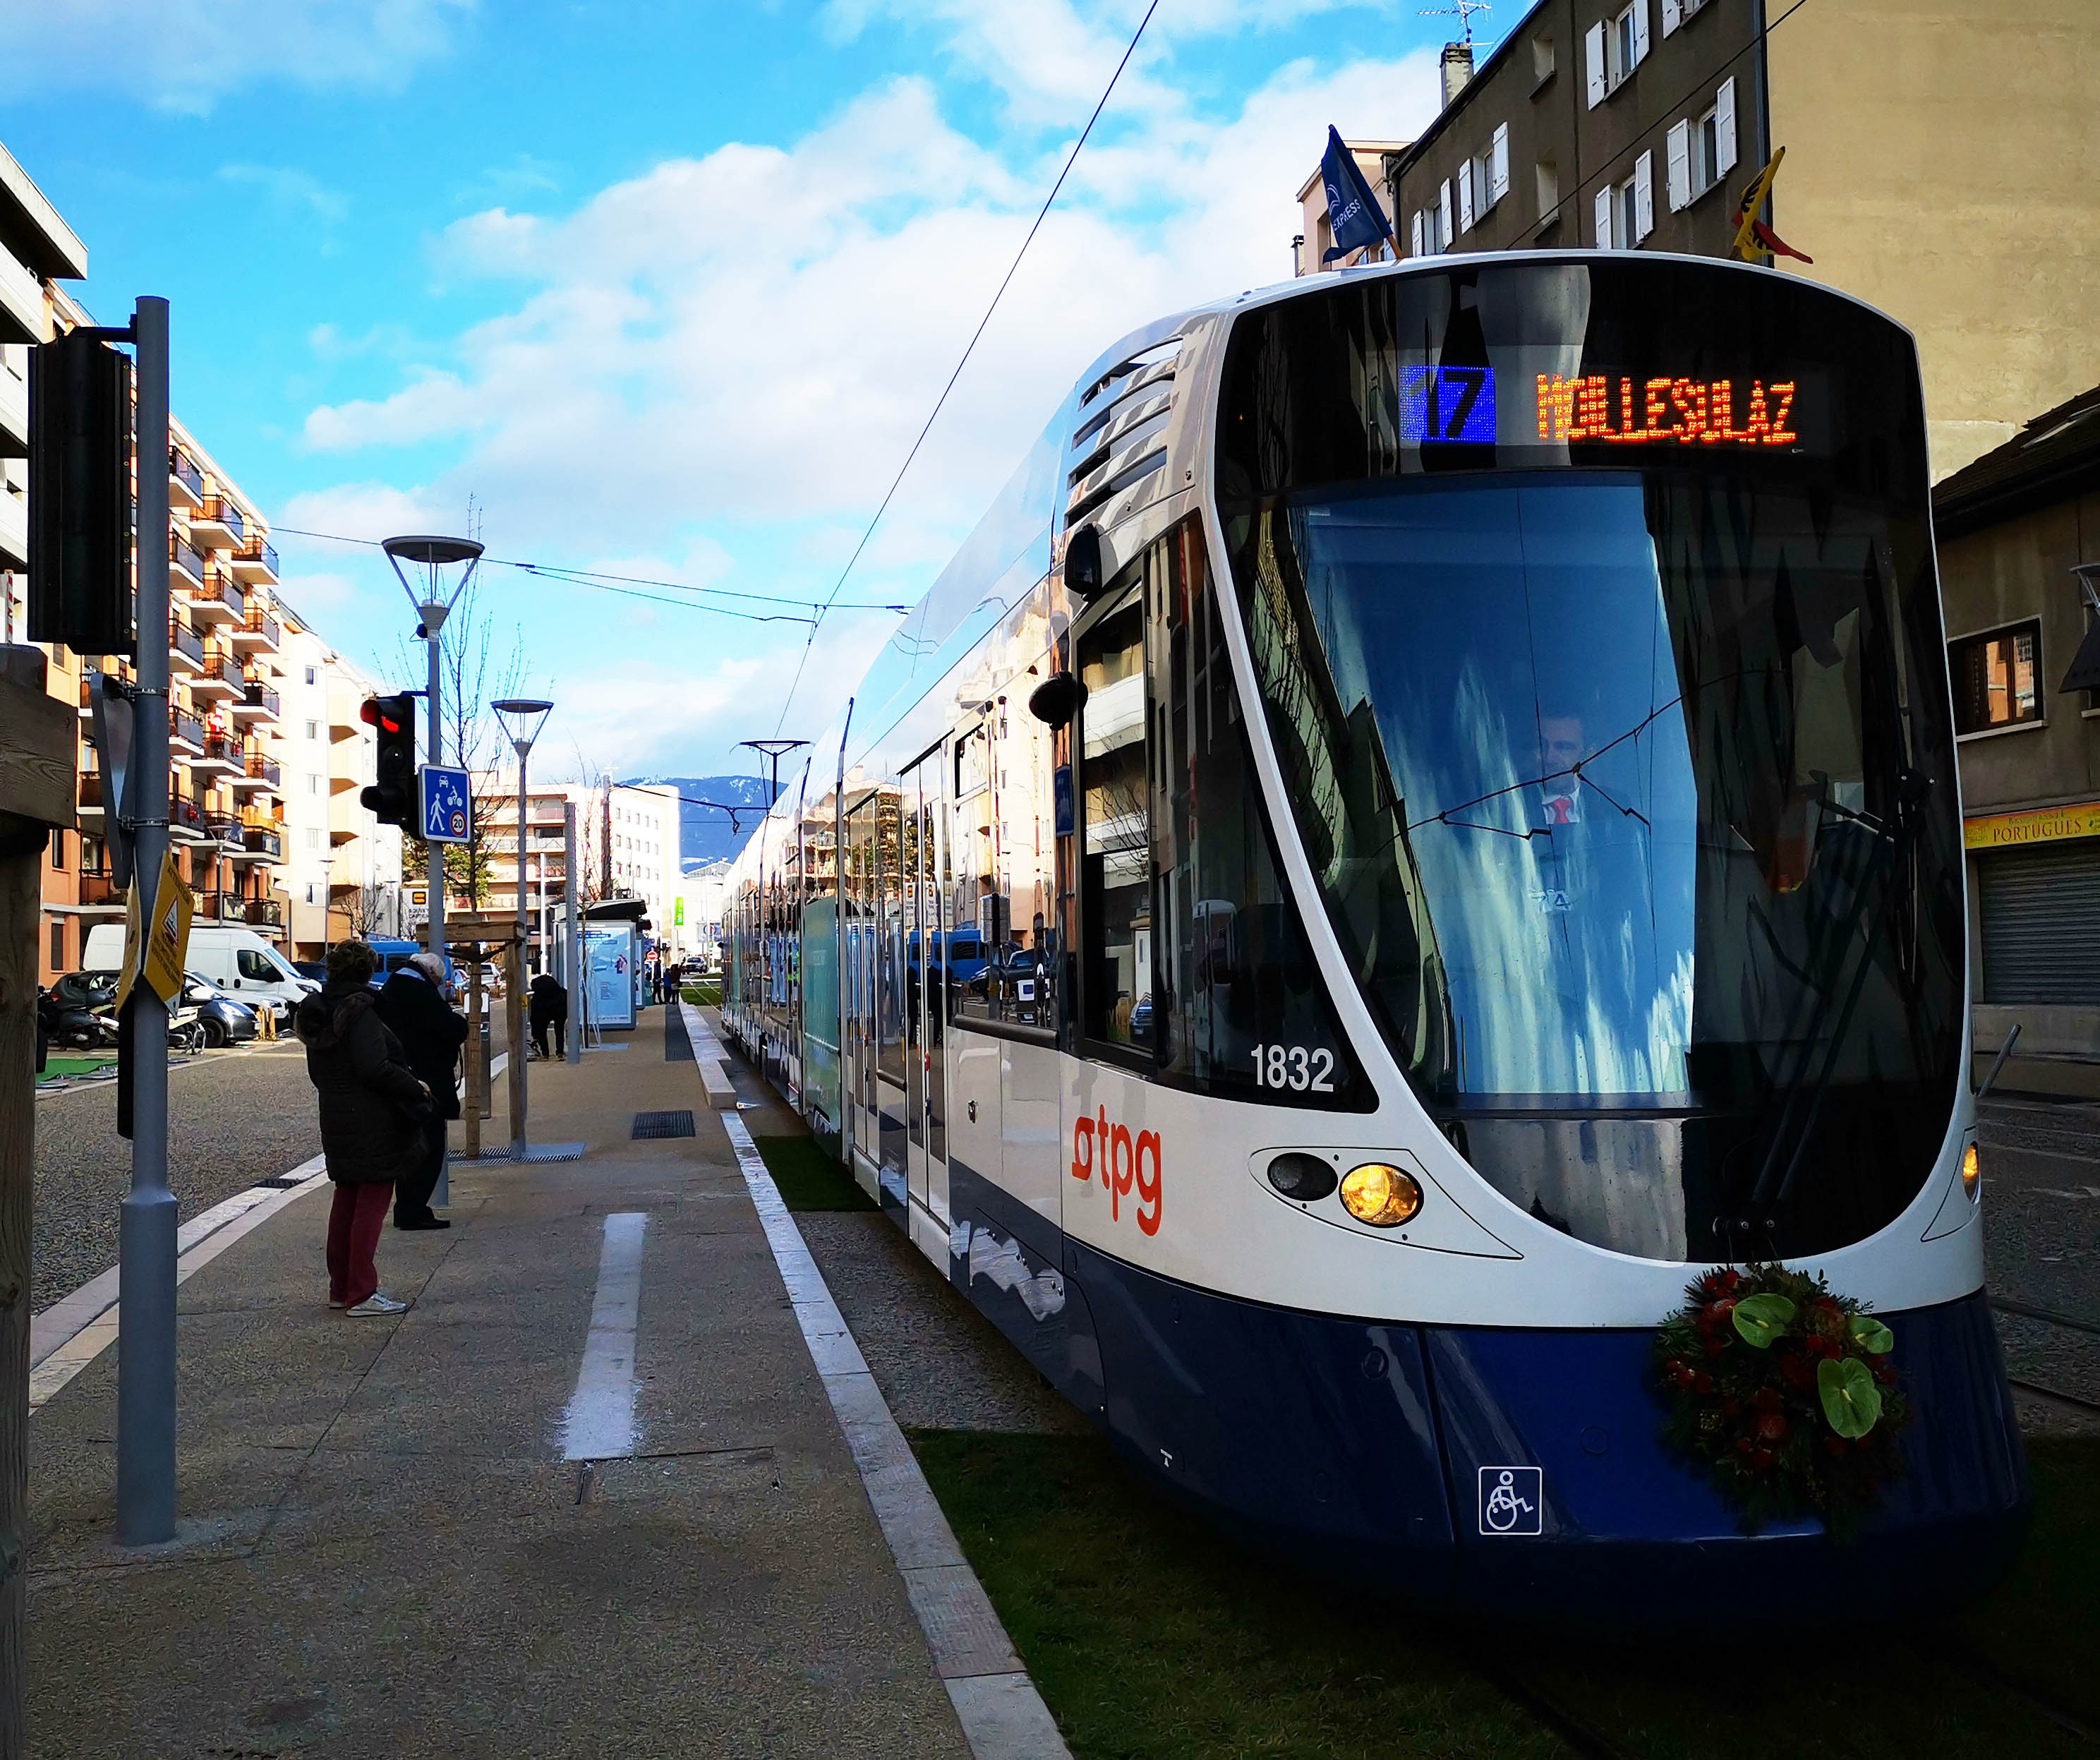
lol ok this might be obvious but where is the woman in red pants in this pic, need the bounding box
[296,939,432,1315]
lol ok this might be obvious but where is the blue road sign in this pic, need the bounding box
[421,764,473,845]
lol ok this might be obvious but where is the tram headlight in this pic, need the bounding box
[1962,1142,1981,1202]
[1267,1153,1338,1202]
[1339,1162,1423,1228]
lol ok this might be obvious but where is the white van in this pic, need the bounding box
[83,923,317,1025]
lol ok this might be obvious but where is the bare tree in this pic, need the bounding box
[337,881,395,940]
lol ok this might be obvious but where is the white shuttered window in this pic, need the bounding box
[1411,210,1425,256]
[1490,123,1510,203]
[1631,0,1651,64]
[1459,161,1476,231]
[1715,76,1738,175]
[1594,185,1614,247]
[1666,119,1692,211]
[1634,150,1654,240]
[1585,21,1606,106]
[1439,178,1453,248]
[1661,0,1682,34]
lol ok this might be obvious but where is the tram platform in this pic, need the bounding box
[23,1006,1049,1759]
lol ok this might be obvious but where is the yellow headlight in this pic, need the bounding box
[1962,1142,1980,1201]
[1339,1162,1423,1227]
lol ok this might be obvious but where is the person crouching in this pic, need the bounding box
[296,940,432,1315]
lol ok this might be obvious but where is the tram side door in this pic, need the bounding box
[901,749,951,1235]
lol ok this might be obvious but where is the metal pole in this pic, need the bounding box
[118,296,175,1547]
[425,624,445,969]
[563,800,581,1065]
[509,745,529,1155]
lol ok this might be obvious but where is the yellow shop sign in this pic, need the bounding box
[1964,801,2100,850]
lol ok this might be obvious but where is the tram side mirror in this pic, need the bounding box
[1063,523,1104,601]
[1027,670,1085,728]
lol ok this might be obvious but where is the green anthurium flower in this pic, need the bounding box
[1848,1314,1895,1354]
[1731,1292,1797,1348]
[1819,1356,1883,1437]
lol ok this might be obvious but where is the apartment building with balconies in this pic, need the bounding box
[472,777,680,969]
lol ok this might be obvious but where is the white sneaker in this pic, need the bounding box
[345,1292,409,1317]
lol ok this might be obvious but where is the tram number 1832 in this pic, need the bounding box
[1250,1044,1338,1093]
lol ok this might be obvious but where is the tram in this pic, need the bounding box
[720,251,2027,1615]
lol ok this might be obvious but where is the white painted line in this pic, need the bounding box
[28,1156,332,1413]
[717,1110,1070,1760]
[561,1211,648,1461]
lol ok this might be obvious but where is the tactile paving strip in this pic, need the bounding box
[631,1109,697,1140]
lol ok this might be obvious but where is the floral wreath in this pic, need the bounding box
[1654,1262,1907,1536]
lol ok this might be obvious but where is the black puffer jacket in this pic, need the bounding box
[375,968,469,1122]
[296,979,428,1185]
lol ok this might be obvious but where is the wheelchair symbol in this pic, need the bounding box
[1478,1466,1543,1536]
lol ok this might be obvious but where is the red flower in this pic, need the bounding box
[1754,1386,1782,1414]
[1693,1370,1713,1393]
[1749,1447,1775,1471]
[1755,1411,1790,1445]
[1778,1354,1814,1390]
[1710,1299,1737,1328]
[1734,1436,1754,1456]
[1703,1337,1726,1357]
[1720,1395,1741,1416]
[1823,1435,1847,1457]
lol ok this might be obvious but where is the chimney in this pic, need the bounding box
[1441,40,1473,108]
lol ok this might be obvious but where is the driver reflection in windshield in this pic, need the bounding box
[1539,714,1584,826]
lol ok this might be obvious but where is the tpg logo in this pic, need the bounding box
[1070,1108,1163,1237]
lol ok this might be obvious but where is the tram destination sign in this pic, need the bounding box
[1535,373,1802,447]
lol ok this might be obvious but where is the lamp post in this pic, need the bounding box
[493,698,553,1159]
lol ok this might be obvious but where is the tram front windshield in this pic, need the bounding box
[1216,260,1964,1262]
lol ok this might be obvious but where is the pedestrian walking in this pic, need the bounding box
[529,970,568,1060]
[295,939,430,1316]
[375,950,467,1231]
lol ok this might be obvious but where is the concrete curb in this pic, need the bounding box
[716,1104,1072,1760]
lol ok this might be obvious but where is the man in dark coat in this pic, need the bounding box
[529,970,568,1060]
[296,940,430,1313]
[375,950,467,1231]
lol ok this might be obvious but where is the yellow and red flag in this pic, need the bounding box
[1730,147,1814,265]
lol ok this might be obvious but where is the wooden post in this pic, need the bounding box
[505,933,526,1156]
[1,643,79,1759]
[462,951,483,1160]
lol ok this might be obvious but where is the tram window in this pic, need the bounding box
[1078,585,1152,1050]
[1148,518,1368,1107]
[951,723,1000,1023]
[989,675,1061,1030]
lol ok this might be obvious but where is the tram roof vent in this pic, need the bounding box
[1068,337,1181,525]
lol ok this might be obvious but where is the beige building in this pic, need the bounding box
[1293,138,1412,275]
[476,776,681,966]
[1305,0,2097,481]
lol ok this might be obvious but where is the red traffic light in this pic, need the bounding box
[360,697,406,735]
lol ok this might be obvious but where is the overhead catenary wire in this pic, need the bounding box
[772,0,1164,734]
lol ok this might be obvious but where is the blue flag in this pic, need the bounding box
[1319,125,1394,263]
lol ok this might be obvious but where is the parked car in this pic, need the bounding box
[181,972,259,1048]
[292,960,328,984]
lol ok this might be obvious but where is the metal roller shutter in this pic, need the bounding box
[1979,840,2100,1004]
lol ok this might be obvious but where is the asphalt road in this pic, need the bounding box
[30,1044,322,1313]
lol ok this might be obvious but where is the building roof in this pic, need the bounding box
[1933,384,2100,539]
[1383,4,1545,187]
[0,138,86,280]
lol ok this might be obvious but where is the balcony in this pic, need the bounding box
[243,896,284,929]
[169,619,204,673]
[78,772,104,819]
[229,605,280,651]
[190,497,242,550]
[205,814,246,853]
[169,448,203,512]
[77,868,125,911]
[193,733,243,779]
[192,650,240,703]
[170,792,208,843]
[234,749,282,793]
[169,710,205,756]
[235,821,282,862]
[229,534,279,586]
[229,676,280,725]
[169,536,204,592]
[0,353,25,458]
[193,888,234,921]
[188,567,244,625]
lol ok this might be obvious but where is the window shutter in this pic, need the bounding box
[1631,0,1651,64]
[1715,77,1738,175]
[1634,150,1654,239]
[1490,124,1510,202]
[1459,161,1476,231]
[1411,210,1425,257]
[1666,119,1691,210]
[1595,184,1614,247]
[1439,178,1453,248]
[1585,22,1606,106]
[1661,0,1682,33]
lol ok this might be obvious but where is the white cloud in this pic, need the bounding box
[218,163,349,224]
[0,0,473,114]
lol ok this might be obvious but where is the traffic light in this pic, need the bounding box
[29,329,136,656]
[359,692,417,826]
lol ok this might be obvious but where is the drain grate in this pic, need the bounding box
[632,1109,696,1140]
[256,1174,310,1189]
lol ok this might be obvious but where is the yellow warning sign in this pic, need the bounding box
[114,874,144,1013]
[140,849,195,1006]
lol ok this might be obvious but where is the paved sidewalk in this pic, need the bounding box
[25,1007,973,1759]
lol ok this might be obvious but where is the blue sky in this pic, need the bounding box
[0,0,1459,783]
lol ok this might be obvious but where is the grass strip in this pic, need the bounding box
[912,1427,2090,1760]
[752,1132,874,1210]
[681,982,723,1006]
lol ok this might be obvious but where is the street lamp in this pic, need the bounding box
[492,698,553,1157]
[382,534,483,971]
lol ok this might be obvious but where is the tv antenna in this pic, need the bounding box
[1420,0,1491,43]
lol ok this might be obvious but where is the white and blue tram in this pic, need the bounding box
[721,251,2027,1615]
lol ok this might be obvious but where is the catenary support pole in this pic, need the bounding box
[118,295,176,1548]
[564,802,581,1065]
